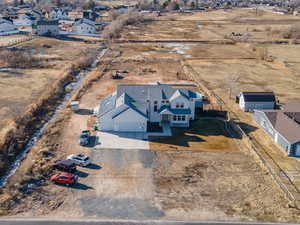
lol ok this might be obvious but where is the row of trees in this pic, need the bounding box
[137,0,201,11]
[103,9,147,43]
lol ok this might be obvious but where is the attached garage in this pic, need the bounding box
[112,108,147,132]
[294,142,300,157]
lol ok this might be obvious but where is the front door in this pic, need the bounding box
[161,114,170,123]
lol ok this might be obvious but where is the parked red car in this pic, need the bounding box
[51,172,78,186]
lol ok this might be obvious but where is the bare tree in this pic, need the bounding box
[108,9,121,20]
[103,9,147,45]
[226,74,241,99]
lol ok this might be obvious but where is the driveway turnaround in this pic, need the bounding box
[96,131,149,150]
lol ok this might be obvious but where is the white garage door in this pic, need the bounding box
[295,144,300,157]
[114,121,146,132]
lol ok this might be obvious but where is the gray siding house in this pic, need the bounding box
[254,102,300,156]
[239,92,276,112]
[32,20,59,36]
[96,83,204,132]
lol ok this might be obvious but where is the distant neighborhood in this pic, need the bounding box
[0,0,300,37]
[0,3,103,37]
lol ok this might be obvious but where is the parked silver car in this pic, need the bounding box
[67,154,91,167]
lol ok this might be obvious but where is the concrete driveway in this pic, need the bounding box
[96,131,149,150]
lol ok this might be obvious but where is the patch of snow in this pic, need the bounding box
[0,48,108,188]
[0,68,13,72]
[165,43,196,56]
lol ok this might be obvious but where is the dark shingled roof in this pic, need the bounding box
[241,92,276,102]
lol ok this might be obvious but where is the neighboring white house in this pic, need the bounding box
[49,8,68,20]
[97,83,204,132]
[32,20,59,36]
[0,18,18,34]
[72,18,96,34]
[239,92,276,112]
[13,13,36,26]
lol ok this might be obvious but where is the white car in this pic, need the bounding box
[67,154,91,167]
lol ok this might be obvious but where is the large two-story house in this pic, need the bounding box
[96,83,204,132]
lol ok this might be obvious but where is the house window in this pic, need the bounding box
[154,101,158,112]
[176,102,184,108]
[173,115,185,121]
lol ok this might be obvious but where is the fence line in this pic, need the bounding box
[0,35,34,48]
[182,59,297,203]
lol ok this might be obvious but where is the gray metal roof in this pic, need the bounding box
[99,84,200,120]
[98,93,116,117]
[116,84,198,101]
[158,105,191,115]
[241,92,276,102]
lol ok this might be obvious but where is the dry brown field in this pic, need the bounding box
[3,7,300,223]
[0,37,99,131]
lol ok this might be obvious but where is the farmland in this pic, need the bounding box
[0,37,99,131]
[1,7,300,223]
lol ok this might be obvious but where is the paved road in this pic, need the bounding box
[0,219,298,225]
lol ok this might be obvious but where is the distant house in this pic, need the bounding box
[96,83,204,132]
[115,5,130,13]
[72,18,96,34]
[94,6,109,12]
[3,7,19,19]
[83,10,99,21]
[239,92,276,112]
[13,13,36,26]
[0,18,18,33]
[254,102,300,157]
[68,11,83,20]
[32,20,59,36]
[31,9,43,20]
[49,8,68,20]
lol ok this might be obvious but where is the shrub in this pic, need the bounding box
[282,24,300,39]
[0,49,41,68]
[108,9,121,20]
[103,9,149,43]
